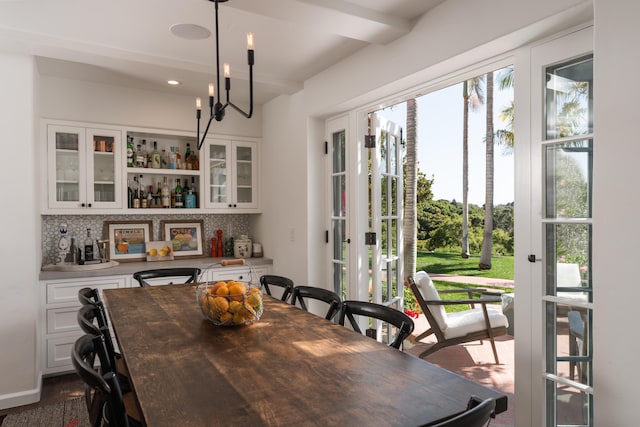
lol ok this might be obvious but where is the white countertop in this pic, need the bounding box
[39,256,272,281]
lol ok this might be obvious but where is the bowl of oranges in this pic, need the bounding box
[196,281,263,326]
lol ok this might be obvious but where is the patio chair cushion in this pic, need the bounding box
[557,262,581,287]
[414,271,448,331]
[443,306,509,339]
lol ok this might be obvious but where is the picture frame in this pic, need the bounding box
[160,220,204,258]
[104,220,153,262]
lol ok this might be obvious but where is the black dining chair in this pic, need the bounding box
[77,304,130,391]
[132,267,201,287]
[290,285,342,320]
[78,287,109,327]
[338,300,415,349]
[430,396,496,427]
[260,275,294,302]
[72,333,142,427]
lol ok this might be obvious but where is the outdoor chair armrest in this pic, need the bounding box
[438,288,488,294]
[425,296,502,306]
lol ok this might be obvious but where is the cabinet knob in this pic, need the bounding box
[87,203,92,208]
[80,203,85,207]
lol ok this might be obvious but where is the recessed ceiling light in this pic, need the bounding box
[167,80,181,86]
[170,23,211,40]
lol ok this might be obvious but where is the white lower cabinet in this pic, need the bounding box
[208,265,269,285]
[41,275,129,375]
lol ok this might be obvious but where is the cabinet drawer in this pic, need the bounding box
[46,334,78,369]
[47,306,81,334]
[46,277,126,304]
[210,266,268,283]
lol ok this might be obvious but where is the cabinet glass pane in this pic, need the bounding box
[236,162,252,187]
[236,187,252,204]
[209,145,227,204]
[236,146,252,162]
[545,55,593,139]
[55,132,80,202]
[545,140,592,218]
[93,134,116,202]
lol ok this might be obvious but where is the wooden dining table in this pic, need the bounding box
[103,284,507,426]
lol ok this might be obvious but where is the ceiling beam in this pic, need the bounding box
[226,0,412,44]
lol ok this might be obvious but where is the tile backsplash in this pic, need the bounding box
[42,214,250,266]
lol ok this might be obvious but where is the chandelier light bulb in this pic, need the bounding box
[247,32,254,50]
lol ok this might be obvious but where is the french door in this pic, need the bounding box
[530,27,594,426]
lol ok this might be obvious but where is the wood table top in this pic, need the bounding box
[103,284,507,426]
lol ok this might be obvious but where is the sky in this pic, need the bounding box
[378,74,514,206]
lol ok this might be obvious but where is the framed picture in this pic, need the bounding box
[160,220,204,258]
[104,221,152,261]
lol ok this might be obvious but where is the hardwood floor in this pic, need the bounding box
[0,373,85,418]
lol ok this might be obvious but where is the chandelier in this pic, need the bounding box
[196,0,254,150]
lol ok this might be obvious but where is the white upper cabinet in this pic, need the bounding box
[203,138,259,212]
[46,123,122,211]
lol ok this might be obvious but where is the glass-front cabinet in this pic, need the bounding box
[203,138,258,211]
[46,124,122,210]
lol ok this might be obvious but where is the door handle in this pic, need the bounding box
[528,254,541,263]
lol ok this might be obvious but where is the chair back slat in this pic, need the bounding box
[291,286,342,320]
[338,300,414,349]
[133,268,202,287]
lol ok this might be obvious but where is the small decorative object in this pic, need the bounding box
[146,241,174,261]
[56,223,70,265]
[216,229,223,256]
[252,242,263,258]
[104,221,152,262]
[234,235,252,258]
[224,237,234,257]
[211,237,218,257]
[160,220,204,258]
[196,282,263,326]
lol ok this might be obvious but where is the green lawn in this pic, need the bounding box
[404,251,513,313]
[416,251,514,280]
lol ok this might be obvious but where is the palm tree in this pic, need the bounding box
[495,66,514,153]
[479,71,494,269]
[462,77,484,258]
[403,98,418,278]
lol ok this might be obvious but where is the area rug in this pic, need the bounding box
[0,396,89,427]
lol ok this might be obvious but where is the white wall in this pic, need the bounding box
[0,52,41,408]
[40,76,262,137]
[593,1,640,424]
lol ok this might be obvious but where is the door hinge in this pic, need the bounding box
[324,140,328,155]
[364,135,376,148]
[325,230,329,243]
[365,232,376,245]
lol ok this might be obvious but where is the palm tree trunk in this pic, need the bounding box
[461,81,470,258]
[479,71,494,269]
[403,99,418,277]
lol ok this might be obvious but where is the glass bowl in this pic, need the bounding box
[196,282,263,326]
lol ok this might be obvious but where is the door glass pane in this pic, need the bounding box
[331,129,347,299]
[545,223,591,294]
[332,219,346,297]
[333,131,345,173]
[546,56,593,139]
[332,175,345,217]
[545,140,592,218]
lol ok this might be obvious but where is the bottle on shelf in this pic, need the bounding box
[69,237,77,264]
[161,176,171,208]
[175,178,184,208]
[132,176,140,208]
[185,176,197,208]
[169,147,177,169]
[127,178,133,208]
[191,150,199,170]
[185,143,192,170]
[135,144,145,168]
[176,147,183,169]
[151,141,161,169]
[161,149,169,169]
[171,178,177,208]
[141,139,149,168]
[84,228,94,262]
[126,136,134,167]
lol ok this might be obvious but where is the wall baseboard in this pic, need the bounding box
[0,372,42,411]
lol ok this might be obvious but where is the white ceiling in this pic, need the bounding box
[0,0,445,105]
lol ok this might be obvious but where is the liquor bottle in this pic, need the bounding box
[192,177,198,206]
[132,176,140,208]
[174,179,184,208]
[126,136,134,167]
[151,141,161,169]
[127,178,133,208]
[69,237,78,264]
[161,149,169,169]
[135,144,144,168]
[84,228,94,262]
[141,139,149,168]
[176,147,183,169]
[185,143,192,170]
[168,147,177,169]
[161,176,171,208]
[191,150,199,170]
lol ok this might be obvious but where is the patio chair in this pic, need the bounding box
[408,271,508,364]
